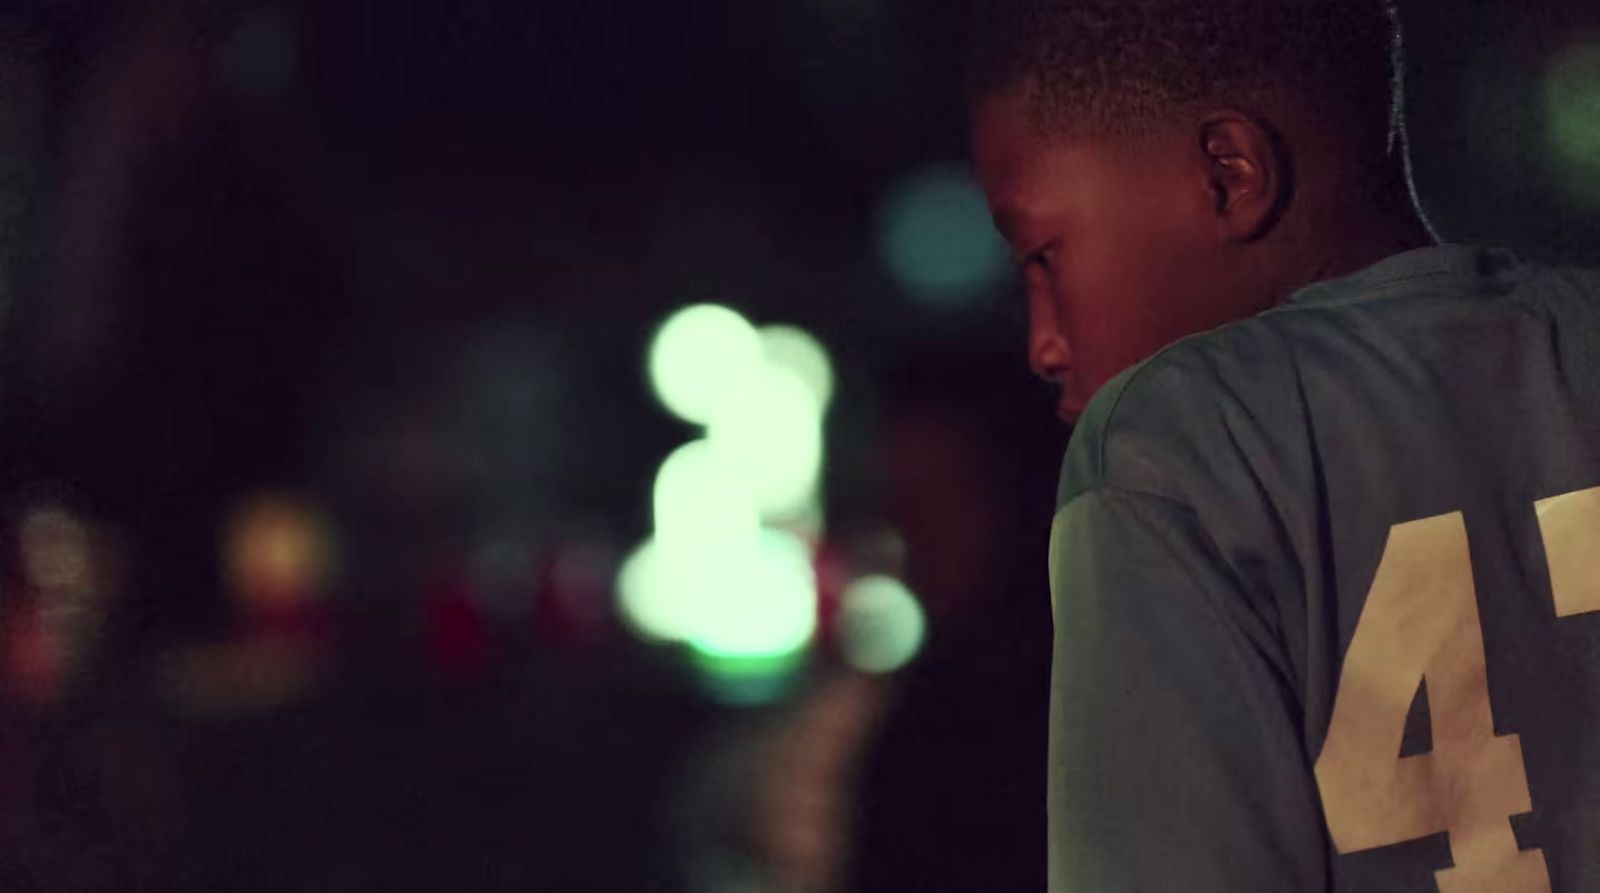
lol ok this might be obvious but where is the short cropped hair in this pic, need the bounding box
[970,0,1403,144]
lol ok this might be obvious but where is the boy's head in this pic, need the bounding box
[969,0,1430,422]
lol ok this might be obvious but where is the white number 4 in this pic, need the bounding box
[1315,486,1600,892]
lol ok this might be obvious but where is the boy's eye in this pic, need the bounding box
[1023,246,1055,272]
[1009,240,1060,274]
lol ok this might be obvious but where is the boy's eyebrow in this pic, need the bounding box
[989,206,1022,242]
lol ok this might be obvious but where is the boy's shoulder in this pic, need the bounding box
[1058,313,1299,510]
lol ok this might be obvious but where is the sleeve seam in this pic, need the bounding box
[1092,334,1217,481]
[1058,482,1198,517]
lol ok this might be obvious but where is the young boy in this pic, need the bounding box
[970,0,1600,890]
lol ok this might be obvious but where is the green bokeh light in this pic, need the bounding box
[631,310,833,703]
[618,518,817,666]
[1545,41,1600,203]
[648,304,764,424]
[876,164,1010,308]
[692,648,808,706]
[618,539,812,706]
[685,528,817,661]
[837,575,926,673]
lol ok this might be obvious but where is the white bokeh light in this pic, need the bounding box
[707,365,824,521]
[648,304,764,424]
[759,324,836,411]
[624,306,836,692]
[653,439,762,555]
[837,575,926,673]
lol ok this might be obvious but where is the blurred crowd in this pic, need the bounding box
[0,352,1056,892]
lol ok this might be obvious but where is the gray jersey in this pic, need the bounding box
[1048,245,1600,892]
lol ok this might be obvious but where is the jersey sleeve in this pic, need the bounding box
[1047,484,1328,892]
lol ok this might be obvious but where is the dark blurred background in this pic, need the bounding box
[0,1,1594,891]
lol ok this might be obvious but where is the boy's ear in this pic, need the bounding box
[1197,112,1289,241]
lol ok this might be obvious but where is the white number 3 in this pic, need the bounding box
[1315,487,1600,891]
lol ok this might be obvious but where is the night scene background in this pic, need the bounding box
[0,0,1596,890]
